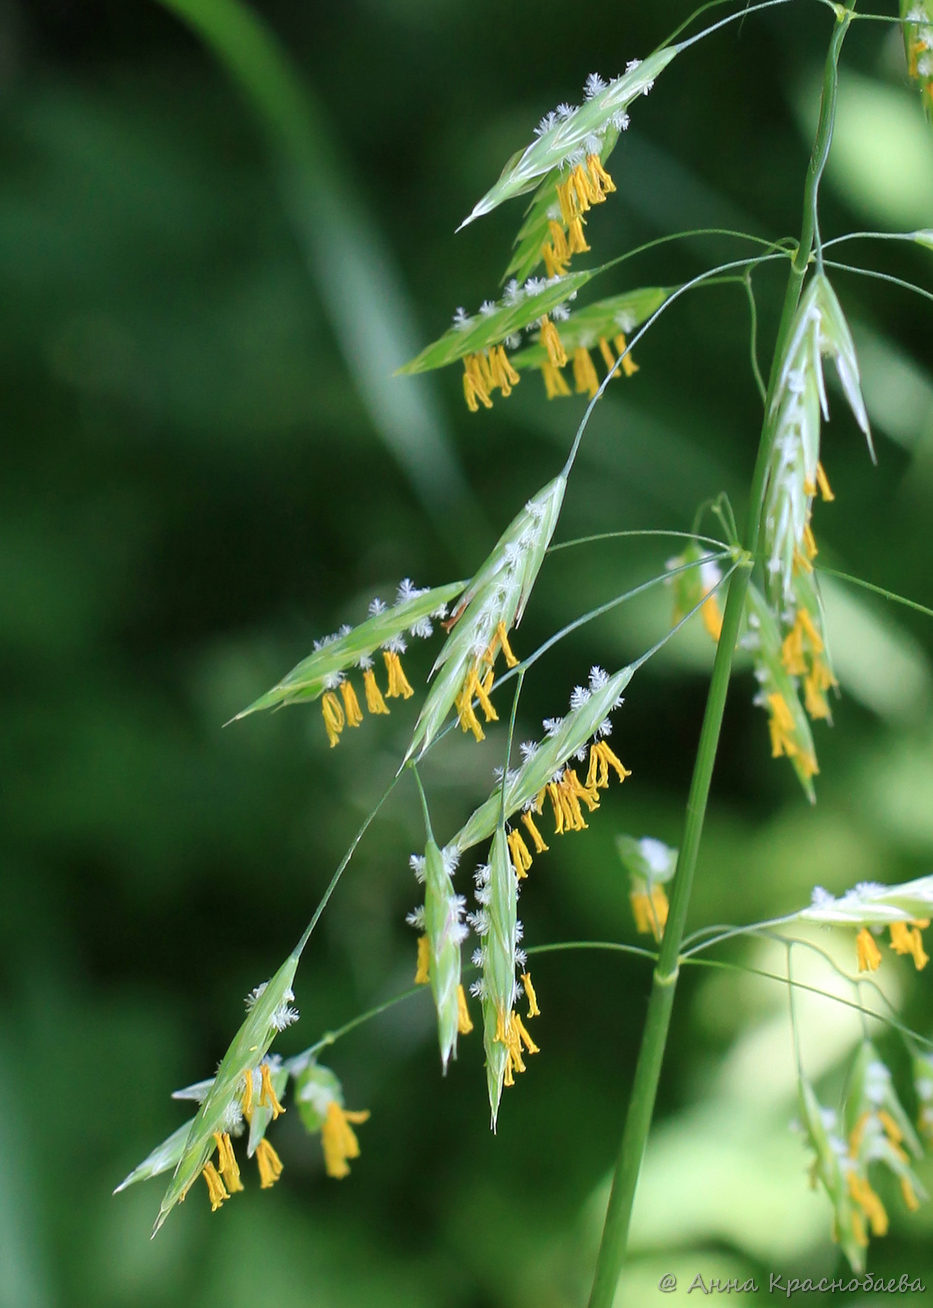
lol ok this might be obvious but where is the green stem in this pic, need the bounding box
[585,11,852,1305]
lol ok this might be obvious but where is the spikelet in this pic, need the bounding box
[232,579,463,722]
[452,664,632,854]
[458,53,677,230]
[400,273,595,378]
[405,477,566,759]
[469,828,532,1128]
[800,875,933,972]
[118,1044,372,1210]
[116,955,301,1233]
[401,276,665,413]
[761,273,870,614]
[796,1077,870,1272]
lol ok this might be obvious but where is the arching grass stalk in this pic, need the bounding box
[586,9,853,1304]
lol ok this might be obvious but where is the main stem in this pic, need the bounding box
[586,13,851,1305]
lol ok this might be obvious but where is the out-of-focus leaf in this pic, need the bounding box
[156,0,476,542]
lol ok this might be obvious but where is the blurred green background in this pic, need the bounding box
[2,1,933,1304]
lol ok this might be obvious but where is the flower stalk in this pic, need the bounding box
[586,10,853,1304]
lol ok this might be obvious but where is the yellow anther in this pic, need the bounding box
[548,219,571,262]
[856,926,882,973]
[556,176,577,226]
[321,690,345,747]
[701,595,723,641]
[321,1101,370,1180]
[507,828,533,879]
[541,361,571,399]
[455,671,485,742]
[586,740,631,789]
[614,333,639,377]
[767,692,797,758]
[489,344,520,396]
[556,773,587,830]
[512,1011,540,1055]
[545,781,564,834]
[521,970,540,1018]
[878,1108,904,1145]
[816,461,835,501]
[241,1067,254,1122]
[260,1062,285,1119]
[539,315,568,368]
[255,1138,284,1189]
[541,242,569,278]
[456,984,474,1034]
[572,346,600,398]
[570,162,599,210]
[598,337,617,373]
[563,766,600,813]
[339,679,364,727]
[901,1175,921,1212]
[202,1161,229,1212]
[472,665,499,724]
[363,665,390,715]
[567,215,590,254]
[586,153,616,196]
[463,354,493,411]
[520,811,549,854]
[383,649,414,699]
[847,1171,889,1236]
[889,920,929,970]
[630,885,670,941]
[212,1131,244,1194]
[414,934,430,984]
[495,619,519,669]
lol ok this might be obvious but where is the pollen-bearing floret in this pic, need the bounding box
[292,1059,370,1180]
[665,545,726,644]
[801,877,933,974]
[617,834,677,941]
